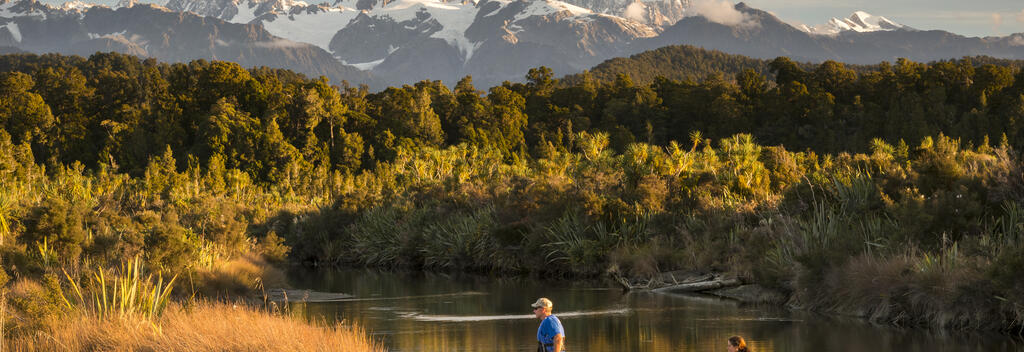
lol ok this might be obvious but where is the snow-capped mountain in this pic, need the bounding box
[329,0,658,85]
[5,0,1024,89]
[640,3,1024,65]
[798,11,905,36]
[160,0,661,86]
[0,0,375,84]
[560,0,687,26]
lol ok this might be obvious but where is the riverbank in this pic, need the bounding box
[0,256,384,351]
[266,134,1024,332]
[3,301,383,351]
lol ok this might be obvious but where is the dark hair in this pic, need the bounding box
[728,336,750,352]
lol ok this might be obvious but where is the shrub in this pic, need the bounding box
[138,212,196,272]
[421,207,501,270]
[256,231,290,264]
[21,198,89,261]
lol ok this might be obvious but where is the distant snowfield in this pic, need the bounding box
[23,0,637,72]
[1,22,22,42]
[210,0,619,66]
[251,7,359,50]
[346,57,386,70]
[798,11,904,36]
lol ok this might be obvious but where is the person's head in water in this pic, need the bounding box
[727,336,750,352]
[532,297,553,319]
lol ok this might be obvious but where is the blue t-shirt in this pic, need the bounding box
[537,315,565,352]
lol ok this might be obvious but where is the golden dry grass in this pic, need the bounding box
[193,254,290,296]
[6,302,384,352]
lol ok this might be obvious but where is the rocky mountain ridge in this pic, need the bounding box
[4,0,1024,89]
[0,0,377,85]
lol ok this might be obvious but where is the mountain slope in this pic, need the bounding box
[162,0,662,87]
[636,2,834,63]
[636,3,1024,65]
[0,0,376,86]
[562,44,772,85]
[5,0,1024,89]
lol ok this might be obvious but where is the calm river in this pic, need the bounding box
[287,269,1020,352]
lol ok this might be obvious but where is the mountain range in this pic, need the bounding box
[3,0,1024,89]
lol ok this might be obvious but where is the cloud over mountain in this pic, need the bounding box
[687,0,758,28]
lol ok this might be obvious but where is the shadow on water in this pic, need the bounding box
[284,268,1023,352]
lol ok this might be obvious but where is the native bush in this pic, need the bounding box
[421,206,503,271]
[138,211,196,272]
[347,206,427,267]
[256,231,290,264]
[21,197,89,262]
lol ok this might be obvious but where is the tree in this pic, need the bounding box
[0,72,54,154]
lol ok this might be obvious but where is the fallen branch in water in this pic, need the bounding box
[652,277,742,293]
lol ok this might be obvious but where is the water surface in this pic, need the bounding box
[288,269,1020,352]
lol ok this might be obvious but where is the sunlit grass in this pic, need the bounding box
[59,257,176,321]
[6,301,385,352]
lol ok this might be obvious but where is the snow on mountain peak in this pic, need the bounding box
[800,11,904,36]
[60,0,98,10]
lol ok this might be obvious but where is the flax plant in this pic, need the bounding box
[60,257,177,320]
[0,190,10,246]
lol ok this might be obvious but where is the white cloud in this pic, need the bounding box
[687,0,759,28]
[1017,9,1024,24]
[992,12,1003,27]
[1010,34,1024,46]
[252,39,308,48]
[623,1,647,22]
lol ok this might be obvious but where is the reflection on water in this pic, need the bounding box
[287,269,1021,352]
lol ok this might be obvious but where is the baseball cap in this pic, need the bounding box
[531,297,553,308]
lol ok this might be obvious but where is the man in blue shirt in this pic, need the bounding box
[532,297,565,352]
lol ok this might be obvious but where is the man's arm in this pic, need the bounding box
[553,333,564,352]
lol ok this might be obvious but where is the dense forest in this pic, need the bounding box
[2,51,1024,175]
[0,49,1023,339]
[567,44,1024,88]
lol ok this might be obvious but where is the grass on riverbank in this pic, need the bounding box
[4,301,383,352]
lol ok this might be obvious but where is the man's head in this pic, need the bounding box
[531,297,553,318]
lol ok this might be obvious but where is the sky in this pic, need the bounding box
[741,0,1024,37]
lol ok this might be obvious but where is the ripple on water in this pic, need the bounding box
[407,308,632,322]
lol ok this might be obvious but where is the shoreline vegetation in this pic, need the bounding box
[2,48,1024,348]
[5,301,383,351]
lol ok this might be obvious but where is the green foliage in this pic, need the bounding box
[0,72,54,148]
[21,197,89,261]
[346,207,427,267]
[257,231,291,265]
[1,50,1024,331]
[138,211,195,272]
[59,257,176,320]
[421,207,505,271]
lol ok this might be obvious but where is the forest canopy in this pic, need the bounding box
[1,50,1023,183]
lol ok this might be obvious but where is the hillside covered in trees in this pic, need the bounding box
[567,44,1024,89]
[0,49,1023,337]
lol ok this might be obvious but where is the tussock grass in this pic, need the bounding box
[193,254,288,297]
[6,302,384,352]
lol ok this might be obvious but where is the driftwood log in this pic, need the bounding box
[612,270,742,293]
[651,277,742,293]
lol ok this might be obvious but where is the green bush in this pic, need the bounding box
[21,198,89,261]
[138,212,196,272]
[257,231,290,264]
[421,207,502,271]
